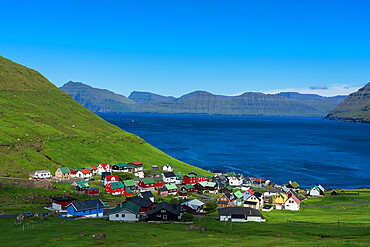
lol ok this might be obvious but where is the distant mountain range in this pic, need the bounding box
[60,81,348,117]
[325,82,370,123]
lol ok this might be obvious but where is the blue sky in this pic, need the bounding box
[1,0,370,97]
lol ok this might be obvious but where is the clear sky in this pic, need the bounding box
[1,0,370,97]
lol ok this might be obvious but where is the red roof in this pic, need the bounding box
[247,189,255,195]
[90,166,98,170]
[79,168,92,174]
[255,178,265,182]
[130,161,143,166]
[289,194,301,204]
[100,163,111,169]
[106,175,118,182]
[69,169,77,174]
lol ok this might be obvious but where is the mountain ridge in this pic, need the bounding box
[325,82,370,123]
[61,81,347,117]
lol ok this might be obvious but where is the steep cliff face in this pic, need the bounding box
[60,81,135,113]
[325,83,370,123]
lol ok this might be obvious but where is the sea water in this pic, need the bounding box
[100,113,370,188]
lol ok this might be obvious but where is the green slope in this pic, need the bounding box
[0,56,210,177]
[325,83,370,123]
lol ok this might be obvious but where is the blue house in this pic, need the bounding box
[66,199,105,217]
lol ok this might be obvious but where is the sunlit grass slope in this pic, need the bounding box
[0,56,210,177]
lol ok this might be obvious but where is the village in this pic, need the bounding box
[26,162,330,223]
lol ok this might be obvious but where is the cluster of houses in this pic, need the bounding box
[33,161,330,223]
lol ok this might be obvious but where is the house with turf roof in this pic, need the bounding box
[55,167,70,180]
[123,180,136,192]
[286,181,300,192]
[76,168,92,180]
[284,194,300,211]
[104,175,119,186]
[105,181,125,195]
[217,192,236,208]
[147,201,182,222]
[163,172,176,184]
[112,163,129,172]
[138,177,156,192]
[180,184,196,193]
[72,180,89,192]
[108,201,141,222]
[66,199,104,218]
[165,183,178,195]
[98,163,112,175]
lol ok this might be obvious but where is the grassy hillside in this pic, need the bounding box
[325,82,370,123]
[0,56,210,177]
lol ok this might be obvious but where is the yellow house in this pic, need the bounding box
[55,167,70,180]
[272,192,288,204]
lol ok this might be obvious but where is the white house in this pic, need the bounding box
[227,174,244,187]
[218,207,266,222]
[162,172,176,184]
[308,185,325,197]
[108,201,141,222]
[263,187,280,197]
[32,170,51,179]
[284,194,301,211]
[76,168,93,180]
[134,171,145,179]
[97,163,112,175]
[103,175,119,186]
[163,163,173,172]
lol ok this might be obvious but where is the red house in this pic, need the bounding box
[183,174,198,184]
[153,177,164,188]
[124,189,134,197]
[105,181,125,195]
[181,184,196,193]
[85,188,100,196]
[51,196,77,211]
[104,175,119,186]
[138,177,156,190]
[183,174,205,184]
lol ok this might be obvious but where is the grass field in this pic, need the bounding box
[0,190,369,246]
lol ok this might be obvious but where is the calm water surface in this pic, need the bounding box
[100,114,370,188]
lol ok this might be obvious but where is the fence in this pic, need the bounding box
[287,220,369,231]
[15,219,44,231]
